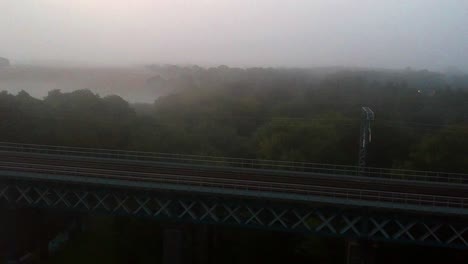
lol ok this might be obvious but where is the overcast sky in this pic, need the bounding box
[1,0,467,70]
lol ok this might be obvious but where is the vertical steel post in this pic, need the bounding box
[358,107,375,168]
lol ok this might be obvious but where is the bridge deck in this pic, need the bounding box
[1,142,468,248]
[0,142,467,215]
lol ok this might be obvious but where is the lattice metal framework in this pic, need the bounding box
[0,180,466,249]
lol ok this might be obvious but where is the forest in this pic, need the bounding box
[1,66,467,173]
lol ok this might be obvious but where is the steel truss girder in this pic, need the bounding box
[0,181,467,249]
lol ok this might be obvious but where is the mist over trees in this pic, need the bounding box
[144,65,468,95]
[1,66,467,173]
[0,57,10,68]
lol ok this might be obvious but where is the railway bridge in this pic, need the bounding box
[0,142,467,263]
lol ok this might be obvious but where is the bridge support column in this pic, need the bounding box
[346,240,377,264]
[192,225,214,264]
[162,224,215,264]
[162,225,189,264]
[0,209,19,264]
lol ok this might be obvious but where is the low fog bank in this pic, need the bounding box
[0,64,155,102]
[1,63,468,104]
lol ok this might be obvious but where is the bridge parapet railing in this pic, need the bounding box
[0,142,467,185]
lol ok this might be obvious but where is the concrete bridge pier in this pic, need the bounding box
[346,240,377,264]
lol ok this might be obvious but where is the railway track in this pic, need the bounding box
[1,151,467,210]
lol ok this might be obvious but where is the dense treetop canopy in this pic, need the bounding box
[1,67,467,173]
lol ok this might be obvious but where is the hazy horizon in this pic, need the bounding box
[1,0,468,72]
